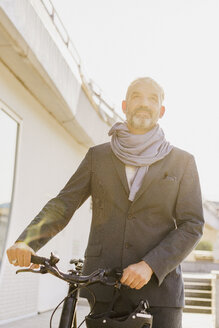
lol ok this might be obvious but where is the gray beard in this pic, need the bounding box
[128,114,152,130]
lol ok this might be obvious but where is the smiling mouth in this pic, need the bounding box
[135,110,151,117]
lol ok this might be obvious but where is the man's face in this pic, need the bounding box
[123,81,165,134]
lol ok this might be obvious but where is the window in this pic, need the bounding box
[0,108,18,264]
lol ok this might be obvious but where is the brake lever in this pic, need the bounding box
[16,266,48,274]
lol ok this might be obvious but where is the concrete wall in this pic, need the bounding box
[0,0,111,148]
[0,0,116,323]
[0,59,94,322]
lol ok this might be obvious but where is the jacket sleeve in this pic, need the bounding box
[142,155,204,286]
[16,148,92,252]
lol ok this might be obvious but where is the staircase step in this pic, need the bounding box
[183,306,212,314]
[182,273,213,314]
[183,277,212,283]
[183,273,213,279]
[185,289,211,298]
[184,280,211,286]
[185,297,211,307]
[184,282,212,290]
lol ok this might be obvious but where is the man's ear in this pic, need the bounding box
[122,100,126,114]
[159,106,165,118]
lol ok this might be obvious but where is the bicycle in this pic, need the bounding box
[16,253,153,328]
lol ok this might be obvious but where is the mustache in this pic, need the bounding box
[134,107,152,115]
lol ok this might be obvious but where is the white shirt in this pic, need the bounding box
[125,165,138,190]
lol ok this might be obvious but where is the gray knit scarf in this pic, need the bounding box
[108,122,173,201]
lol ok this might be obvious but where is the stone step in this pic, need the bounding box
[183,273,213,279]
[183,305,212,314]
[184,278,212,285]
[185,289,212,299]
[183,276,212,284]
[185,297,211,307]
[184,282,212,290]
[182,273,213,314]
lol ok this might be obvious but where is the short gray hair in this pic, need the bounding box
[125,77,164,103]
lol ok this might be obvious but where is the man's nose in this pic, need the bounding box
[141,97,150,107]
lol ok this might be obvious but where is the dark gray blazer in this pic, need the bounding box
[17,142,204,307]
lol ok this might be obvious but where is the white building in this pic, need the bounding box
[0,0,121,323]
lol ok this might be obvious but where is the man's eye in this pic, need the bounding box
[150,97,158,103]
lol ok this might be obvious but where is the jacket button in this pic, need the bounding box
[125,242,132,249]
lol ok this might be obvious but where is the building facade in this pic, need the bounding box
[0,0,120,323]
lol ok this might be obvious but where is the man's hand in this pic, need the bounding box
[6,242,39,268]
[120,261,153,290]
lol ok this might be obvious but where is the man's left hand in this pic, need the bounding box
[120,261,153,290]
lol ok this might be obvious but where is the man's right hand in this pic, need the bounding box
[6,242,39,268]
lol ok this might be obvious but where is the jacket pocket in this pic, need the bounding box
[85,244,102,257]
[159,177,177,185]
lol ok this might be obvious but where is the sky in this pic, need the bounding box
[51,0,219,202]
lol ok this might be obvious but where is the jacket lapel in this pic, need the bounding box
[111,151,129,195]
[111,149,170,202]
[132,156,168,203]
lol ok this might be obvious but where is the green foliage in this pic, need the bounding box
[195,240,213,251]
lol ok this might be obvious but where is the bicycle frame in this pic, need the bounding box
[16,254,103,328]
[56,258,84,328]
[16,254,152,328]
[58,282,78,328]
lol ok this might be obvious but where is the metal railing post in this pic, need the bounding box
[211,270,219,328]
[39,0,123,125]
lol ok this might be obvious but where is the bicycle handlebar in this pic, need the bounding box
[16,253,123,288]
[31,254,60,266]
[31,254,50,265]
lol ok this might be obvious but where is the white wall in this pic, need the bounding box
[0,59,93,322]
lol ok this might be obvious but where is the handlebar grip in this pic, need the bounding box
[105,268,123,279]
[31,254,47,265]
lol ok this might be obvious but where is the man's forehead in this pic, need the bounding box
[125,77,164,102]
[129,81,160,95]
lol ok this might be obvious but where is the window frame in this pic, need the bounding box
[0,99,22,269]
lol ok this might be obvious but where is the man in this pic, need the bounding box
[7,77,204,328]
